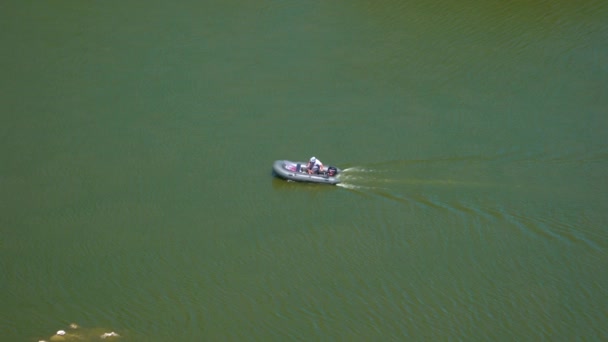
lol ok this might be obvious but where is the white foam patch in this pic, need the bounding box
[342,167,375,173]
[336,183,360,189]
[338,175,365,181]
[337,183,386,191]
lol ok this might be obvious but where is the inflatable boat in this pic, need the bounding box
[272,160,341,185]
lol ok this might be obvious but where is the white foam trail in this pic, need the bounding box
[338,175,366,181]
[342,167,375,173]
[337,183,387,191]
[337,183,360,189]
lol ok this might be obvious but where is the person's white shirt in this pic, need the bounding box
[307,157,324,174]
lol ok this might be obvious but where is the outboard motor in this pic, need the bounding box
[327,166,337,177]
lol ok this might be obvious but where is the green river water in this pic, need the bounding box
[1,0,607,341]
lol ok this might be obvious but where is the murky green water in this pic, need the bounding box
[2,0,607,340]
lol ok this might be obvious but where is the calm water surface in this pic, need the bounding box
[1,0,607,340]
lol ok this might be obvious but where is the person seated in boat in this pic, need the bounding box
[307,156,324,174]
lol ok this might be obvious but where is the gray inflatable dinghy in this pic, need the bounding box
[273,160,341,185]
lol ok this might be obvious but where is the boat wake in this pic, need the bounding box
[336,183,381,190]
[341,167,378,173]
[335,160,606,252]
[337,166,390,190]
[338,165,483,189]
